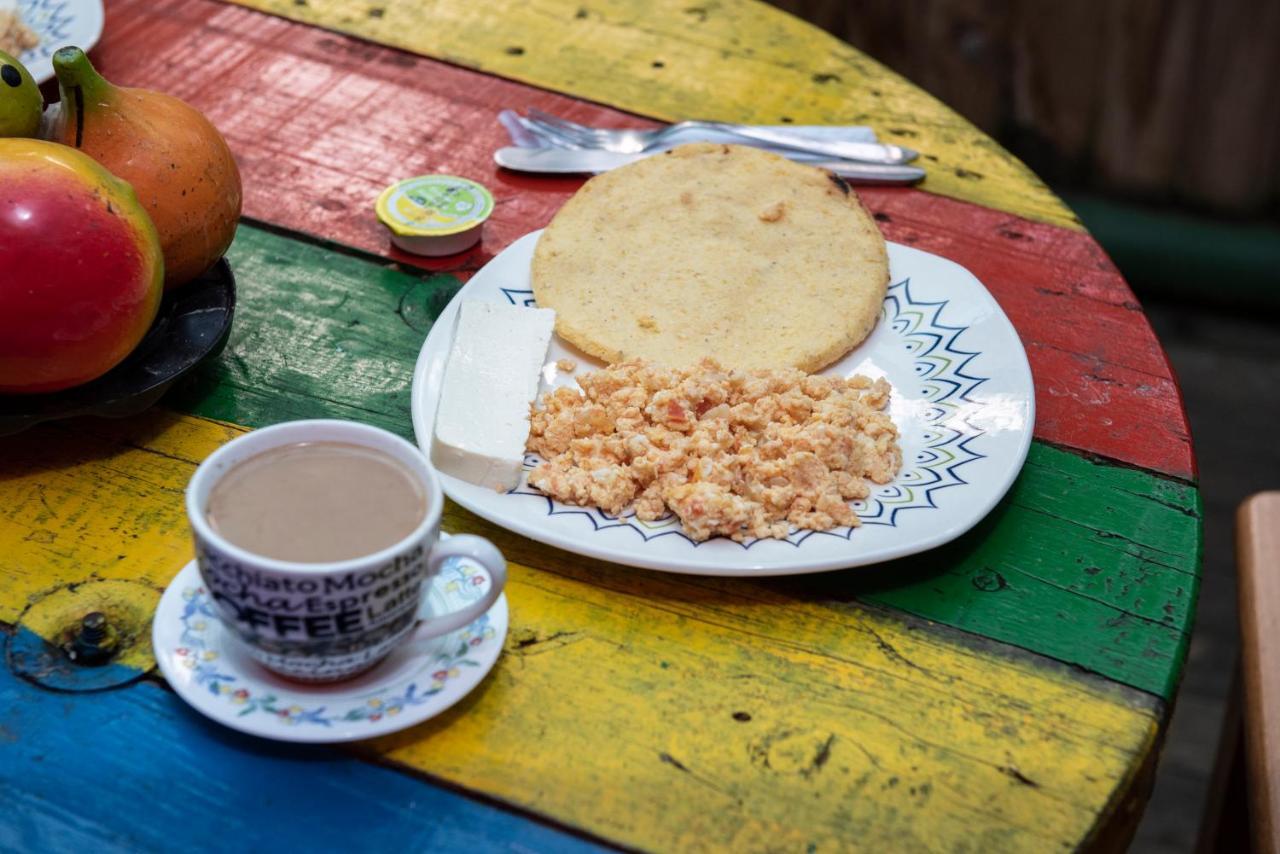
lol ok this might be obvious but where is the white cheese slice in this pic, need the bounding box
[431,301,556,491]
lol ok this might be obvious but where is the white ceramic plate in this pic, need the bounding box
[16,0,105,84]
[154,551,508,744]
[411,231,1034,576]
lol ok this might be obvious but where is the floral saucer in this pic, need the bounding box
[153,554,508,744]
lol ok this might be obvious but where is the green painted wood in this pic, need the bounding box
[171,224,1200,698]
[166,225,462,437]
[438,443,1199,700]
[854,442,1200,700]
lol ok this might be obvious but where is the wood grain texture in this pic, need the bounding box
[0,419,1190,840]
[143,0,1076,230]
[0,2,1205,844]
[197,225,1193,695]
[0,644,604,853]
[372,564,1162,852]
[860,442,1199,701]
[0,223,1193,848]
[91,0,1194,480]
[66,223,1191,700]
[163,229,463,435]
[93,0,633,275]
[0,378,1198,698]
[0,411,243,626]
[0,228,1199,700]
[1237,492,1280,854]
[0,409,1168,848]
[502,471,1174,717]
[857,189,1194,481]
[0,223,1194,843]
[444,442,1199,701]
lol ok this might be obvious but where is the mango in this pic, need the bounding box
[0,139,164,393]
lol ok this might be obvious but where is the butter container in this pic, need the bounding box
[375,175,494,256]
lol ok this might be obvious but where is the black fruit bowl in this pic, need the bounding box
[0,258,236,436]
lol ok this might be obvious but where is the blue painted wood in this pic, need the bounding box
[6,627,147,693]
[0,629,603,854]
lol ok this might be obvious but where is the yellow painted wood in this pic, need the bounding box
[0,411,1156,849]
[227,0,1081,231]
[15,580,161,674]
[0,412,245,626]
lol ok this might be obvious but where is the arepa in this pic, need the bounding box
[531,143,889,371]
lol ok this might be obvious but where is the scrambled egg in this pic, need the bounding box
[0,5,38,55]
[527,359,901,542]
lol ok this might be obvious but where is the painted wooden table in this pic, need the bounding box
[0,1,1201,850]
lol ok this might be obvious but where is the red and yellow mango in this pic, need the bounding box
[0,139,164,393]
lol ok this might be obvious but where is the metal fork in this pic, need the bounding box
[525,108,918,165]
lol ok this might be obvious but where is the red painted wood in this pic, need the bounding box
[95,0,602,274]
[858,188,1195,481]
[90,0,1193,480]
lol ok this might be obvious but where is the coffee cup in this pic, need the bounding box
[185,419,507,682]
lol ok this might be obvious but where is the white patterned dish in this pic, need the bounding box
[410,230,1034,576]
[16,0,104,84]
[154,553,508,743]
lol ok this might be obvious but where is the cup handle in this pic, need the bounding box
[412,534,507,639]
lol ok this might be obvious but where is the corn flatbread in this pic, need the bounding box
[531,143,889,372]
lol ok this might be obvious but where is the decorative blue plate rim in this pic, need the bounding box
[17,0,105,85]
[410,230,1034,576]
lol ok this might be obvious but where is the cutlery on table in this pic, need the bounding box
[523,108,918,165]
[493,146,925,185]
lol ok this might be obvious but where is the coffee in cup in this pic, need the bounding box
[206,441,428,563]
[186,419,507,683]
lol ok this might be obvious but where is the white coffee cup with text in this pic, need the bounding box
[185,419,507,682]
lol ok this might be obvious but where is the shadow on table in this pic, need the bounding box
[0,407,230,474]
[167,692,347,761]
[156,640,504,759]
[442,488,1008,609]
[770,500,1004,603]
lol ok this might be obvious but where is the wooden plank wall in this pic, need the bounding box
[769,0,1280,213]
